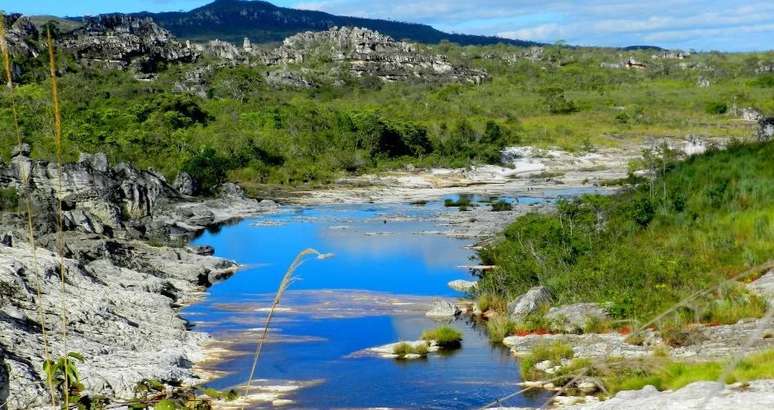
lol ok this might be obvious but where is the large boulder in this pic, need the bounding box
[545,303,609,333]
[507,286,552,320]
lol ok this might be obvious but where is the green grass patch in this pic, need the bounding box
[519,341,574,380]
[392,342,429,358]
[421,326,463,348]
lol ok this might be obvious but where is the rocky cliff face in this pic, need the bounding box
[60,15,199,72]
[198,26,488,88]
[0,146,276,408]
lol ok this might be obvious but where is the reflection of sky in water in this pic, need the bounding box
[186,192,601,408]
[193,203,473,300]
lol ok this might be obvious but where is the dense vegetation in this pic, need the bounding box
[479,140,774,326]
[1,41,771,195]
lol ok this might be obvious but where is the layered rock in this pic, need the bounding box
[60,15,198,72]
[0,231,237,408]
[0,146,278,408]
[265,27,488,85]
[197,26,488,88]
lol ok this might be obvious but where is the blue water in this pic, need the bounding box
[184,190,600,408]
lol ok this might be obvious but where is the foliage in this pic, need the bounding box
[479,141,774,329]
[602,349,774,394]
[392,342,429,358]
[705,101,728,115]
[3,46,772,189]
[0,187,18,211]
[43,352,86,406]
[420,326,463,348]
[491,199,513,212]
[485,315,516,343]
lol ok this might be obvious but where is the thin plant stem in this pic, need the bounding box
[0,14,57,406]
[46,27,70,407]
[242,248,332,401]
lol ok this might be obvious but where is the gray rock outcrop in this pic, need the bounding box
[545,303,609,333]
[426,299,461,318]
[507,286,552,320]
[0,233,237,409]
[37,15,198,73]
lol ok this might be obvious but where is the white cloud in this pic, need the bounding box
[287,0,774,50]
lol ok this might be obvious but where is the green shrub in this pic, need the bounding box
[491,200,513,212]
[477,292,507,313]
[0,188,18,211]
[392,342,428,358]
[486,316,516,343]
[444,195,473,208]
[705,101,728,114]
[421,326,463,348]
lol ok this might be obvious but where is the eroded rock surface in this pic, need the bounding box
[61,15,198,72]
[0,147,276,408]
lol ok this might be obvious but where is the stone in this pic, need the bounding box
[79,152,109,173]
[758,118,774,141]
[545,303,609,333]
[740,107,763,122]
[259,27,488,86]
[448,279,478,292]
[577,380,599,394]
[425,299,461,318]
[60,15,199,73]
[191,245,215,256]
[534,360,554,372]
[507,286,552,320]
[174,172,197,196]
[747,270,774,303]
[10,143,30,158]
[563,380,774,409]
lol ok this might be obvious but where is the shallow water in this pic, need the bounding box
[185,189,600,408]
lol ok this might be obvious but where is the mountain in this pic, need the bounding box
[124,0,537,46]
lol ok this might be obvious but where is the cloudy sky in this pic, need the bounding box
[1,0,772,51]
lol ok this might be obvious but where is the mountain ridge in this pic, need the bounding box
[115,0,539,46]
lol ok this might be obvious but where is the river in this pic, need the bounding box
[183,189,601,408]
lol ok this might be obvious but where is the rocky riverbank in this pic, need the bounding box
[0,146,277,408]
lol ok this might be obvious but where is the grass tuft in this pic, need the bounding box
[421,326,463,348]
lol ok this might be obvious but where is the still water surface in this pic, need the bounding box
[185,191,596,408]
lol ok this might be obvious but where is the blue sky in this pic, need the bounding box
[1,0,772,51]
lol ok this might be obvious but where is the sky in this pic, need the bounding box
[1,0,772,51]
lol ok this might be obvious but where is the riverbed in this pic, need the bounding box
[184,190,602,408]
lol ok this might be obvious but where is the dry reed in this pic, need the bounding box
[0,14,57,405]
[46,27,71,407]
[242,248,333,400]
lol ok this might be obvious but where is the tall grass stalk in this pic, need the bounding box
[0,15,57,405]
[46,27,71,407]
[243,248,332,399]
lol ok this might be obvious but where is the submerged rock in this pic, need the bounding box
[507,286,552,320]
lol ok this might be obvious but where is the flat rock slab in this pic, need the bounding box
[503,333,651,359]
[562,380,774,409]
